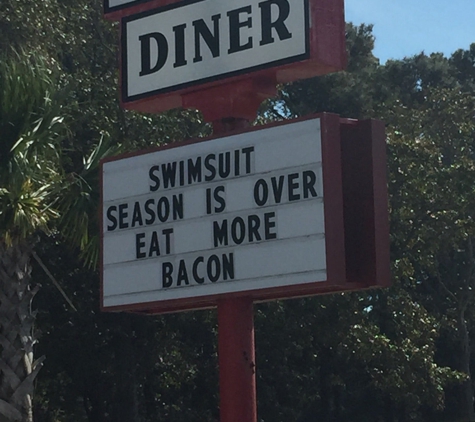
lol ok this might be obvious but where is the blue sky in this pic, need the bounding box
[345,0,475,63]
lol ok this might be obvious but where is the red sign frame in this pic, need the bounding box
[104,0,175,20]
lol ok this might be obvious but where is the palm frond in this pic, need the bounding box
[0,49,65,243]
[57,134,120,268]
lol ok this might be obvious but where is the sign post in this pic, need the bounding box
[218,297,257,422]
[213,118,256,422]
[100,0,389,420]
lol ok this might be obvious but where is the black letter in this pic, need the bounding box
[204,154,217,181]
[193,257,205,284]
[118,203,128,229]
[248,214,262,242]
[288,172,300,201]
[193,14,221,63]
[259,0,292,46]
[234,149,241,176]
[242,147,254,174]
[206,188,212,215]
[214,186,226,213]
[131,202,143,227]
[149,165,160,191]
[218,151,231,178]
[161,162,177,188]
[144,199,156,225]
[264,212,277,240]
[136,233,146,259]
[207,255,221,282]
[157,197,170,222]
[231,217,246,245]
[271,175,285,203]
[179,160,185,186]
[163,228,173,254]
[254,179,268,206]
[187,157,202,184]
[213,220,228,247]
[162,262,173,288]
[148,231,160,257]
[172,194,184,220]
[173,24,187,68]
[177,260,189,286]
[303,170,318,198]
[227,6,253,54]
[222,253,235,281]
[139,33,168,76]
[107,206,118,231]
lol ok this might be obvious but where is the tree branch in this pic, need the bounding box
[32,250,77,312]
[436,272,459,305]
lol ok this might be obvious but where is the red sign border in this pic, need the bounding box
[104,0,167,19]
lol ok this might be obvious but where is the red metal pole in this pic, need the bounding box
[217,297,257,422]
[214,115,256,422]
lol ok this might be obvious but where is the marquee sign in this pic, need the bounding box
[122,0,308,102]
[101,114,353,313]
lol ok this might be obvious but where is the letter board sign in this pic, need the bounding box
[122,0,308,102]
[101,114,349,313]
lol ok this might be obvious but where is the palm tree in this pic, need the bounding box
[0,48,117,421]
[0,50,66,422]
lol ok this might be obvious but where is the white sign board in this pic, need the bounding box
[122,0,308,101]
[102,118,327,309]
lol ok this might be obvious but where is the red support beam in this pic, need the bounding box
[217,297,257,422]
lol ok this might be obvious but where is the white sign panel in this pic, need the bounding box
[102,118,327,309]
[122,0,309,101]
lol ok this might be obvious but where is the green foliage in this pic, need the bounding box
[271,23,379,119]
[0,50,65,243]
[256,290,463,421]
[58,134,119,268]
[450,44,475,91]
[388,87,475,281]
[384,84,475,421]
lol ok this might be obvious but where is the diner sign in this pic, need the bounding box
[121,0,308,102]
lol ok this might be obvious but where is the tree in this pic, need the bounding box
[386,86,475,420]
[0,50,66,421]
[265,23,379,120]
